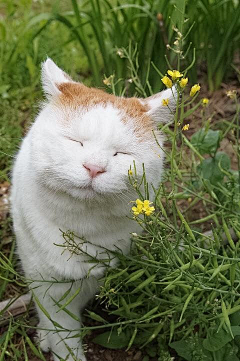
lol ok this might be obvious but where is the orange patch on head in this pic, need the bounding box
[56,82,154,135]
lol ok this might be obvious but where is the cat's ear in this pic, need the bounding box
[41,58,72,98]
[142,88,176,123]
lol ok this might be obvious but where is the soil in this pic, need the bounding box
[0,79,239,360]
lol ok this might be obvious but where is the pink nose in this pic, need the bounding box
[83,163,106,178]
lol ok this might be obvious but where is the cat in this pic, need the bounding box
[11,58,175,361]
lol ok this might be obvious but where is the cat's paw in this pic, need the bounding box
[35,329,51,353]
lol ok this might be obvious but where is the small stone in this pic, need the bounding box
[133,351,142,360]
[104,351,113,361]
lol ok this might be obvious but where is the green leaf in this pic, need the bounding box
[203,326,240,353]
[191,129,221,155]
[213,342,239,361]
[0,21,6,41]
[232,326,240,336]
[170,337,212,361]
[26,55,36,79]
[170,340,193,361]
[197,152,230,185]
[231,312,240,326]
[93,330,130,349]
[203,328,232,352]
[224,343,240,361]
[86,310,107,324]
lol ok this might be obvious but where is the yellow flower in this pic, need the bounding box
[142,200,151,209]
[162,98,169,106]
[182,124,190,131]
[128,169,133,176]
[167,70,183,81]
[132,199,155,216]
[132,199,143,216]
[179,77,188,88]
[202,98,209,106]
[145,207,155,216]
[161,76,172,88]
[132,206,141,216]
[190,84,201,97]
[142,200,155,216]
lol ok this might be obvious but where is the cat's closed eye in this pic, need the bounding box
[66,137,83,147]
[113,152,130,156]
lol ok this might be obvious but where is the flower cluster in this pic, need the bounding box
[161,69,188,90]
[161,69,201,98]
[132,199,155,216]
[167,69,183,81]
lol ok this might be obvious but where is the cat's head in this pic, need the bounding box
[31,58,175,202]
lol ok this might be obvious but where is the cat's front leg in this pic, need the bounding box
[32,277,98,361]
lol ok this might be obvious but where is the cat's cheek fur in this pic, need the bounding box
[11,58,174,361]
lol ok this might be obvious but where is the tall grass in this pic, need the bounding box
[36,0,240,92]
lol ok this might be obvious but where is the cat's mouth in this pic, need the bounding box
[81,179,102,193]
[81,184,94,191]
[81,183,100,195]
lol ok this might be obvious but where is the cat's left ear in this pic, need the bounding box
[142,88,176,123]
[41,58,72,99]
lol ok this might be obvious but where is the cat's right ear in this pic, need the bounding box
[41,58,72,99]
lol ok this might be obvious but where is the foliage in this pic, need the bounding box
[83,9,240,360]
[87,85,240,360]
[38,0,240,92]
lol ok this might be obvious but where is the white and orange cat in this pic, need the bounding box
[11,59,174,361]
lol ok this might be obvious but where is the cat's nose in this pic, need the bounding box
[83,163,106,178]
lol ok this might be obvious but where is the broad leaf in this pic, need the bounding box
[170,337,212,361]
[230,311,240,326]
[197,152,230,185]
[203,328,232,352]
[203,326,240,352]
[191,129,221,155]
[213,342,239,361]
